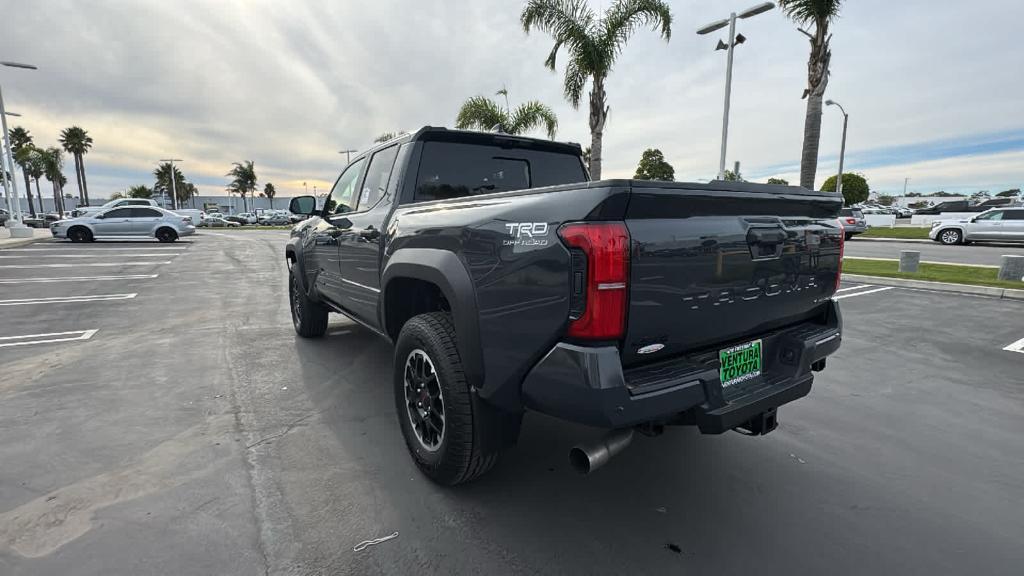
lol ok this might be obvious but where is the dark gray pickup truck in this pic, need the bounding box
[286,127,844,485]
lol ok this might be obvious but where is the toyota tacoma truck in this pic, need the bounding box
[286,127,844,485]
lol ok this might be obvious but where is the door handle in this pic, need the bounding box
[359,227,380,240]
[326,228,344,238]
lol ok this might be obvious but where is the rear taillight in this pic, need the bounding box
[845,218,856,225]
[558,222,630,340]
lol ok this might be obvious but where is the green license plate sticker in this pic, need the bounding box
[719,339,762,388]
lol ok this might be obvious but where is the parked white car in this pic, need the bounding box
[72,198,159,218]
[51,206,196,243]
[929,208,1024,245]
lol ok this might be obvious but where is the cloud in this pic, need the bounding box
[1,0,1021,200]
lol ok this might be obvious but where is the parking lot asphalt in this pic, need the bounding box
[1,231,1023,575]
[846,238,1024,266]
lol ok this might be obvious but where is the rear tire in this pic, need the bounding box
[394,312,500,485]
[289,267,328,337]
[68,226,93,243]
[939,228,962,245]
[156,227,178,243]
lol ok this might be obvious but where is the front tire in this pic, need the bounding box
[289,267,328,337]
[394,312,500,485]
[939,228,962,245]
[68,226,93,243]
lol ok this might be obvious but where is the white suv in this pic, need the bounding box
[929,208,1024,245]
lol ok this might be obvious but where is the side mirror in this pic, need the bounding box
[94,213,104,219]
[289,195,318,215]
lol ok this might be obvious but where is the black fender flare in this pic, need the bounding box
[381,248,483,389]
[285,237,311,297]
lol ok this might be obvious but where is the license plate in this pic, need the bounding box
[719,339,762,388]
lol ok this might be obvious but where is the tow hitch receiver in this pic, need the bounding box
[735,408,778,436]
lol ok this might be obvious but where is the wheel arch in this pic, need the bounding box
[381,249,483,388]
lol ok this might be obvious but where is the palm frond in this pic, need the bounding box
[601,0,673,57]
[522,0,598,71]
[777,0,843,25]
[509,101,559,140]
[455,96,508,132]
[562,59,588,108]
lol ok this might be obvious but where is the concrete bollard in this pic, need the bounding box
[998,255,1024,282]
[899,250,921,273]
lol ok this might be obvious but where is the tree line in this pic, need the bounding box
[8,126,92,217]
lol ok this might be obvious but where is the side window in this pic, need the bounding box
[103,208,133,218]
[325,158,367,215]
[132,208,162,218]
[357,146,400,210]
[976,211,1003,221]
[1004,210,1024,220]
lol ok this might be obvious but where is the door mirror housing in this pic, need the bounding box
[289,196,318,215]
[94,213,104,219]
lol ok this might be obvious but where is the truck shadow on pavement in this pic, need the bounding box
[289,318,825,573]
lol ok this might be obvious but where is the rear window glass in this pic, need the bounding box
[414,142,585,202]
[839,209,853,216]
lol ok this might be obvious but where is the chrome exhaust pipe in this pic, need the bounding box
[569,429,635,474]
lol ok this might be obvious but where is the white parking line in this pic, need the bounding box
[835,284,874,293]
[0,261,171,269]
[833,286,896,300]
[0,274,159,284]
[0,253,181,259]
[0,293,137,306]
[1002,337,1024,354]
[0,329,98,349]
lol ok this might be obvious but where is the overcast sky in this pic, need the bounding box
[2,0,1021,199]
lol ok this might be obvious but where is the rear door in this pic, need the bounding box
[131,208,164,235]
[337,144,402,324]
[93,207,135,235]
[621,182,843,366]
[1000,209,1024,240]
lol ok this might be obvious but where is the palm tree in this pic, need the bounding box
[126,185,154,199]
[153,162,186,208]
[261,182,277,209]
[456,89,558,139]
[40,147,66,217]
[226,161,257,213]
[521,0,672,179]
[8,127,38,217]
[58,126,94,205]
[777,0,843,189]
[26,148,46,214]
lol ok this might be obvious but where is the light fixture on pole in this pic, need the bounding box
[697,2,774,181]
[825,99,849,197]
[0,60,37,237]
[338,149,356,164]
[159,158,183,210]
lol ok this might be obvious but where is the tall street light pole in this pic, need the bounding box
[904,177,910,196]
[159,158,183,210]
[338,149,356,164]
[825,100,849,198]
[0,60,37,237]
[697,3,774,180]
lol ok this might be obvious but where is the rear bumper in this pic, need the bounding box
[521,300,842,430]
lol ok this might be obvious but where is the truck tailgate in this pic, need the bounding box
[621,182,843,367]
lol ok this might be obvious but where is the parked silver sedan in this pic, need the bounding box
[50,206,196,243]
[929,208,1024,245]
